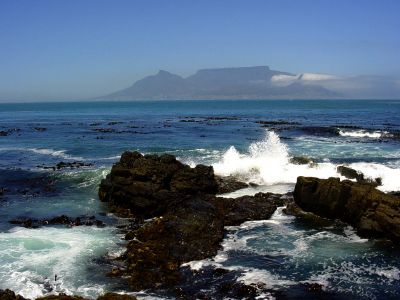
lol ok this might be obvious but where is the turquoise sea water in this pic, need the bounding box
[0,100,399,299]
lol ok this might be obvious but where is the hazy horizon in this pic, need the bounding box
[1,0,399,102]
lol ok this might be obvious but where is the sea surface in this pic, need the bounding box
[0,100,399,299]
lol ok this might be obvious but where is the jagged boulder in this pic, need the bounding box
[294,176,400,241]
[99,151,217,218]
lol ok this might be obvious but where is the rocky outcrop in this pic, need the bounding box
[99,151,281,290]
[99,151,217,218]
[294,176,400,241]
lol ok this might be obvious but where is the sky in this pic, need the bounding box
[0,0,399,101]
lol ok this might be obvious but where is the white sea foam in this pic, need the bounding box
[212,130,400,193]
[349,162,400,192]
[236,267,294,289]
[338,129,388,138]
[213,130,338,186]
[0,226,120,299]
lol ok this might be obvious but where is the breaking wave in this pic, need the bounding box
[212,130,400,192]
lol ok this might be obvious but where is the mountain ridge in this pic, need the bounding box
[99,66,400,100]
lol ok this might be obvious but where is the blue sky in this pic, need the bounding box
[0,0,399,101]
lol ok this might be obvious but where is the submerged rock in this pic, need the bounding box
[99,151,281,290]
[37,161,93,170]
[294,176,400,241]
[9,215,105,228]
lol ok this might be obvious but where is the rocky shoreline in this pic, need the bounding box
[3,151,400,299]
[98,151,287,291]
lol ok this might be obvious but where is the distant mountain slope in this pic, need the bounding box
[101,66,342,100]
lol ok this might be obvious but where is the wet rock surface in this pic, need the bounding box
[289,156,314,165]
[337,165,382,186]
[37,161,93,170]
[215,175,249,194]
[98,151,281,290]
[213,192,283,226]
[9,215,105,228]
[294,176,400,241]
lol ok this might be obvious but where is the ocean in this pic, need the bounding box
[0,99,399,299]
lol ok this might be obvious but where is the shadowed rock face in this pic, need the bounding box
[98,151,281,290]
[294,176,400,241]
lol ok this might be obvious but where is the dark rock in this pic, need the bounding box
[34,127,47,132]
[213,192,279,226]
[99,151,217,218]
[9,215,105,228]
[99,151,280,290]
[0,128,20,136]
[37,295,86,300]
[0,289,27,300]
[92,128,118,133]
[125,197,224,290]
[290,156,313,165]
[283,202,333,227]
[294,176,400,241]
[303,282,324,292]
[337,165,364,182]
[97,293,137,300]
[337,165,381,186]
[217,282,258,299]
[300,126,340,136]
[37,161,93,170]
[215,176,248,194]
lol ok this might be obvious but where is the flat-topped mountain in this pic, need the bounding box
[101,66,339,100]
[101,65,400,100]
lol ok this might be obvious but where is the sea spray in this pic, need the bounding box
[213,130,338,185]
[213,130,400,192]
